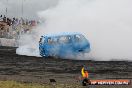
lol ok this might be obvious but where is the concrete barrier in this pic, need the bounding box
[0,38,16,47]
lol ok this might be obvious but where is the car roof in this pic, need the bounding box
[43,32,82,37]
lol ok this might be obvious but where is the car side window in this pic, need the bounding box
[59,36,71,44]
[48,37,58,44]
[48,37,53,44]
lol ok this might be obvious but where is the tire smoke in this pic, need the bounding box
[16,0,132,61]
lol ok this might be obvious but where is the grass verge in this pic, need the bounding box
[0,80,131,88]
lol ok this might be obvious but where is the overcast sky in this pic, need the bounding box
[0,0,58,19]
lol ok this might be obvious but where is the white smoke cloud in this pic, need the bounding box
[0,1,6,14]
[0,0,58,19]
[17,0,132,61]
[16,33,40,56]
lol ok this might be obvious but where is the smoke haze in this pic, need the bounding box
[16,0,132,61]
[0,1,6,13]
[0,0,58,19]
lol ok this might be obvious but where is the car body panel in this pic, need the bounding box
[39,32,90,58]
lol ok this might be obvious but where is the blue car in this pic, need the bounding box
[39,32,90,58]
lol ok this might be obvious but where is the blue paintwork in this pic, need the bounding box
[39,32,90,58]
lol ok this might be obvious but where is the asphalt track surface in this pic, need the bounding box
[0,46,132,88]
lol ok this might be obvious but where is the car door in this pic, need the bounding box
[58,35,73,57]
[45,37,59,56]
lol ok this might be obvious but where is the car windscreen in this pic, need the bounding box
[74,34,86,42]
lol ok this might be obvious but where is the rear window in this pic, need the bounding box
[40,37,45,43]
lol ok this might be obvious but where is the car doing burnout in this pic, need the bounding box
[39,32,90,58]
